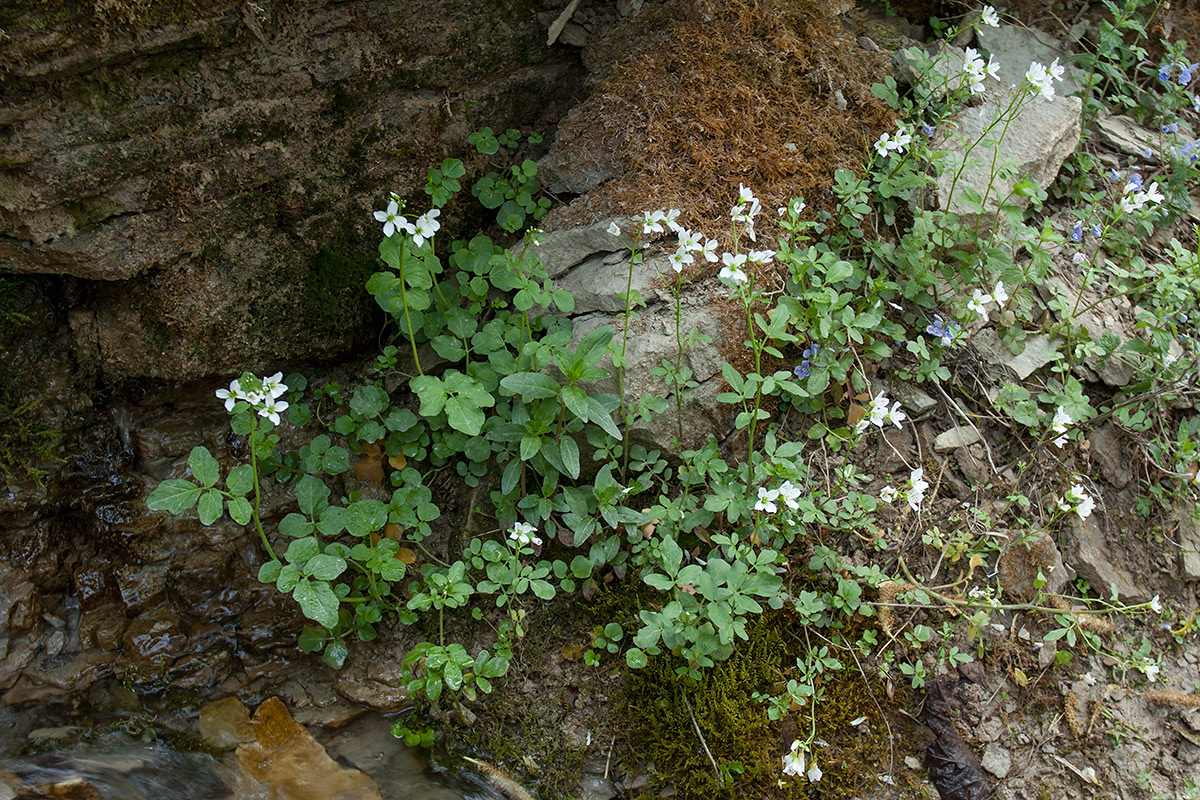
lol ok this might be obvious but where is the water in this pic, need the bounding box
[0,708,503,800]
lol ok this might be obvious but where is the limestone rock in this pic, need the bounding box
[1065,513,1149,603]
[976,24,1084,97]
[1176,510,1200,581]
[199,696,257,751]
[934,425,981,452]
[980,744,1012,778]
[1088,424,1133,489]
[555,251,662,315]
[998,530,1069,602]
[972,329,1060,379]
[535,220,628,279]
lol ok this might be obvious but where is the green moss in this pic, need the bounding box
[0,278,62,487]
[302,244,377,327]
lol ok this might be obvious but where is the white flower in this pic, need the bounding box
[779,199,806,217]
[777,480,802,511]
[892,127,912,152]
[980,5,999,27]
[1025,59,1064,101]
[1143,181,1165,206]
[874,132,895,158]
[700,239,720,262]
[676,228,704,253]
[509,521,542,547]
[261,372,288,400]
[967,288,993,322]
[1142,661,1160,682]
[719,252,749,285]
[906,468,929,512]
[1057,483,1095,519]
[748,249,775,264]
[642,210,668,234]
[607,221,622,237]
[1150,595,1163,614]
[1050,406,1071,447]
[991,281,1009,307]
[782,740,805,777]
[807,761,823,782]
[215,378,247,412]
[731,185,762,226]
[755,486,779,514]
[258,397,289,426]
[663,208,682,232]
[667,250,690,273]
[374,199,413,238]
[879,486,898,503]
[1072,251,1088,265]
[856,393,905,433]
[411,209,441,248]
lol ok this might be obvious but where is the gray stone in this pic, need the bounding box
[935,425,981,452]
[539,103,628,194]
[580,776,617,800]
[1088,424,1133,489]
[976,716,1004,743]
[1176,509,1200,581]
[972,329,1060,379]
[998,529,1069,602]
[555,252,662,314]
[1066,513,1149,603]
[1044,273,1135,386]
[889,379,937,414]
[980,744,1012,778]
[1096,115,1166,165]
[535,220,628,279]
[976,24,1084,97]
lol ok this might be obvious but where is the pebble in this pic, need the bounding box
[981,744,1012,778]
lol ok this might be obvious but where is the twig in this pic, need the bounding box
[682,694,720,778]
[546,0,582,45]
[604,735,616,779]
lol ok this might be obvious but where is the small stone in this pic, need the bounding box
[975,716,1003,743]
[1176,510,1200,581]
[1088,425,1132,489]
[580,776,616,800]
[199,696,256,750]
[972,329,1060,379]
[980,744,1012,778]
[1038,639,1058,670]
[935,425,981,452]
[1066,513,1149,602]
[889,380,937,414]
[904,755,922,770]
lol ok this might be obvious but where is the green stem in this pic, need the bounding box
[673,275,685,444]
[618,246,638,479]
[249,426,277,561]
[398,245,423,375]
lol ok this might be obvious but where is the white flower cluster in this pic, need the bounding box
[966,280,1009,323]
[754,480,802,514]
[877,468,928,512]
[961,47,1000,95]
[1050,406,1072,447]
[781,739,822,782]
[730,183,762,241]
[373,197,441,248]
[1119,177,1165,214]
[215,372,290,425]
[1025,58,1065,101]
[874,124,913,158]
[856,393,907,434]
[508,521,543,547]
[968,585,1003,609]
[1057,483,1095,520]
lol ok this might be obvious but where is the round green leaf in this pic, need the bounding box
[188,446,220,488]
[197,490,223,525]
[625,648,648,669]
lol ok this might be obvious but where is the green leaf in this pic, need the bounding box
[561,385,589,421]
[443,660,463,691]
[304,553,348,581]
[228,496,253,525]
[296,474,330,517]
[188,446,220,488]
[324,640,349,670]
[520,434,542,461]
[285,537,320,564]
[560,436,580,479]
[147,479,202,514]
[410,374,447,417]
[500,372,561,400]
[293,579,341,629]
[198,490,223,525]
[350,385,390,418]
[226,464,254,496]
[444,396,485,436]
[258,560,283,583]
[626,648,648,669]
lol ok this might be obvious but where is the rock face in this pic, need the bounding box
[0,0,581,381]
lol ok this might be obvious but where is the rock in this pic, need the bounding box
[534,220,628,279]
[1175,510,1200,581]
[580,775,617,800]
[886,379,937,415]
[237,697,381,800]
[118,605,186,680]
[1038,638,1058,669]
[538,104,628,194]
[980,744,1012,778]
[1065,513,1149,603]
[1088,425,1133,489]
[1094,114,1193,164]
[975,716,1003,743]
[976,24,1084,97]
[200,696,257,751]
[334,646,412,713]
[933,38,1081,218]
[972,329,1060,379]
[998,530,1069,602]
[555,252,663,315]
[935,425,981,452]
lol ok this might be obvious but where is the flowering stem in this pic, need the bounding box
[249,425,277,562]
[398,245,424,376]
[618,245,639,479]
[946,86,1027,215]
[672,273,685,444]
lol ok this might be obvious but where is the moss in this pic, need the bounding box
[0,277,63,487]
[302,244,377,328]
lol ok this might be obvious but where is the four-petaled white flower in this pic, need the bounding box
[374,199,415,238]
[981,5,999,27]
[719,252,749,285]
[755,486,779,514]
[967,288,993,322]
[261,372,287,400]
[700,239,720,262]
[1057,483,1095,519]
[667,250,690,273]
[779,199,806,217]
[1141,661,1160,682]
[991,281,1009,307]
[509,521,543,547]
[782,740,805,777]
[1050,406,1071,447]
[642,210,668,234]
[777,480,802,511]
[907,468,929,512]
[215,378,247,412]
[879,486,898,503]
[412,209,441,248]
[607,221,622,237]
[1025,58,1065,101]
[748,249,775,264]
[1150,595,1163,614]
[258,397,289,426]
[663,208,682,232]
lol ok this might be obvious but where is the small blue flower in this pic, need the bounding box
[922,123,936,137]
[793,361,811,379]
[926,315,957,346]
[1162,122,1180,133]
[803,344,820,360]
[1128,171,1144,191]
[1160,64,1173,83]
[1091,224,1102,238]
[1143,146,1154,158]
[1109,168,1121,182]
[1181,63,1199,84]
[1070,223,1082,242]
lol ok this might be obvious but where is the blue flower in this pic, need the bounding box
[1091,224,1102,238]
[1128,171,1144,191]
[1143,146,1154,158]
[1162,121,1179,133]
[1160,64,1173,83]
[793,361,811,379]
[1181,63,1199,84]
[1108,168,1121,182]
[803,344,820,360]
[1070,223,1082,242]
[926,315,957,346]
[922,123,936,136]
